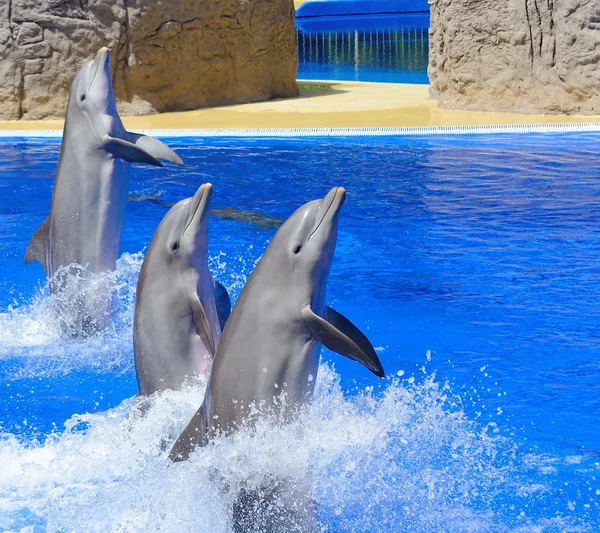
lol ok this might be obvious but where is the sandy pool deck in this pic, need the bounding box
[1,82,599,132]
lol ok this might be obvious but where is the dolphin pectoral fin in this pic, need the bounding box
[169,407,209,462]
[301,305,385,378]
[25,217,50,272]
[128,132,184,165]
[103,136,163,167]
[190,293,216,356]
[213,280,231,331]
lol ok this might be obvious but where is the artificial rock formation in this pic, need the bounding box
[428,0,600,114]
[0,0,298,120]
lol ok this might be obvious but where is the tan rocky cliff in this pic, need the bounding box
[428,0,600,114]
[0,0,298,120]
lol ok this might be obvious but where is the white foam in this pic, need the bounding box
[0,369,472,531]
[0,365,595,532]
[0,249,255,379]
[0,253,143,378]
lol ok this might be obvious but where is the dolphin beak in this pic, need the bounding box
[184,183,213,235]
[309,187,346,241]
[90,47,110,86]
[331,186,346,213]
[95,47,110,64]
[320,186,346,225]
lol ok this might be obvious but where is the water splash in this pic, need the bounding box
[0,365,597,532]
[0,247,598,531]
[209,247,262,302]
[0,253,143,379]
[0,246,261,380]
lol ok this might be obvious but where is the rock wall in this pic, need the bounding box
[428,0,600,114]
[0,0,298,120]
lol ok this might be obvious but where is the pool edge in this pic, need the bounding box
[4,122,600,138]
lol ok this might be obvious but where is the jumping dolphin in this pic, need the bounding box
[24,47,183,334]
[134,183,231,395]
[169,186,385,461]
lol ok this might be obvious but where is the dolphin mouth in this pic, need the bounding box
[89,47,110,89]
[308,186,346,242]
[184,183,213,234]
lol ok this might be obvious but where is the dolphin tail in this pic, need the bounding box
[169,405,209,462]
[301,305,385,378]
[24,217,50,274]
[214,280,231,331]
[127,132,184,166]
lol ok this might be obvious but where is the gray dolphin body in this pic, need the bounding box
[24,48,182,334]
[134,183,231,395]
[169,187,385,531]
[170,186,385,453]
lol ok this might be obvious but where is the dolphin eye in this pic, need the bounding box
[293,245,302,254]
[80,94,86,102]
[171,241,180,253]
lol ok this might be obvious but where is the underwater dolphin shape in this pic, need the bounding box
[134,183,231,395]
[169,186,385,462]
[24,48,183,334]
[128,192,285,229]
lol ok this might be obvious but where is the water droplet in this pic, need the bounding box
[308,374,313,382]
[263,367,267,373]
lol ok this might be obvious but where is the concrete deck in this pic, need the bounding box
[1,83,599,132]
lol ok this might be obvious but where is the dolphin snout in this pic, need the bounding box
[194,183,213,207]
[307,186,346,242]
[94,47,110,65]
[333,186,346,208]
[320,186,346,222]
[185,183,213,233]
[89,47,111,88]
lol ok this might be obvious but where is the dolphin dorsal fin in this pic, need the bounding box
[24,217,50,273]
[301,305,385,378]
[169,405,209,462]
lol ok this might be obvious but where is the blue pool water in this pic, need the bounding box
[1,133,599,531]
[296,16,429,83]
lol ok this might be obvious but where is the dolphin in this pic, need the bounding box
[133,183,231,395]
[24,47,183,334]
[128,192,285,229]
[169,187,384,532]
[169,186,385,461]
